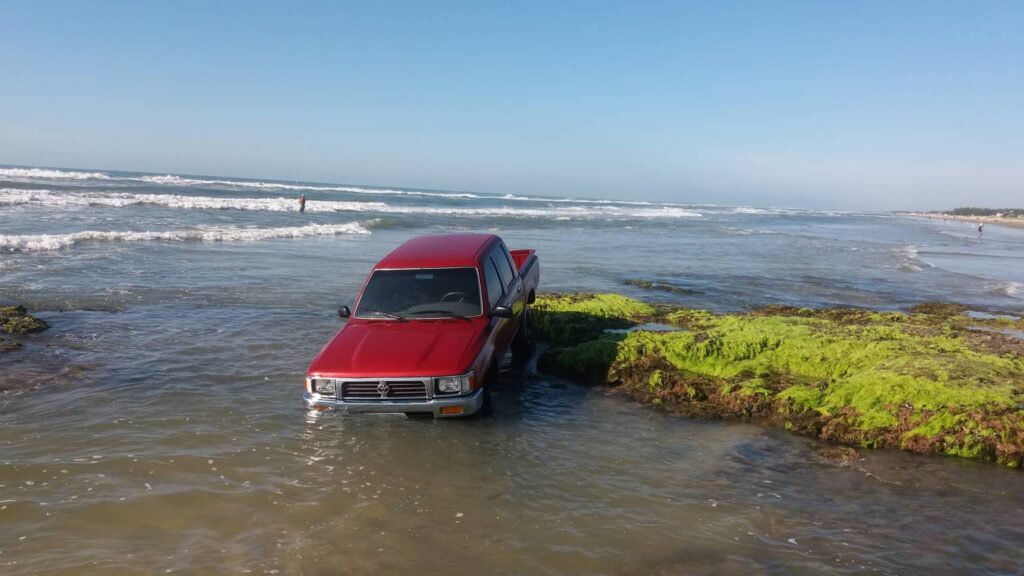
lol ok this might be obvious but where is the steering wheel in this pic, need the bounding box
[440,291,468,303]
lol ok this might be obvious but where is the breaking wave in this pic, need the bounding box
[895,244,931,272]
[897,244,919,260]
[136,176,673,207]
[731,207,779,215]
[0,222,372,252]
[0,167,112,180]
[132,175,485,200]
[2,167,683,208]
[0,189,702,219]
[499,193,657,206]
[988,281,1022,298]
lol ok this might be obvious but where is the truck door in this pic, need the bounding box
[483,255,515,353]
[492,243,524,317]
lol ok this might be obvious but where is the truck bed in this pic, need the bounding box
[510,249,535,273]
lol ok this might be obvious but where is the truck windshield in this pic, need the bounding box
[355,268,482,319]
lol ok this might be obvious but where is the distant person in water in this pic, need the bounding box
[978,222,984,235]
[298,194,306,213]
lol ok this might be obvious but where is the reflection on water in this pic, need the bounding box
[2,303,1023,575]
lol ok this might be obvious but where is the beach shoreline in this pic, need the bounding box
[906,211,1024,230]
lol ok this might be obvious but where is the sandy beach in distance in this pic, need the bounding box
[907,212,1024,230]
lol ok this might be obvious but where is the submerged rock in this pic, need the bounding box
[0,305,48,335]
[532,293,1024,468]
[624,278,697,295]
[815,446,861,465]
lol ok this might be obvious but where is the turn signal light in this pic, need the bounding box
[440,406,464,416]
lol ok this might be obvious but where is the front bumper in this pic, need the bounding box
[303,387,484,417]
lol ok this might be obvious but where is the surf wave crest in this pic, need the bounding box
[0,168,112,180]
[895,244,931,272]
[0,189,702,219]
[988,281,1022,298]
[133,175,485,200]
[0,222,372,252]
[3,167,705,209]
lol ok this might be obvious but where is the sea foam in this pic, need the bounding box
[0,167,112,180]
[988,281,1022,298]
[3,168,697,208]
[0,222,371,252]
[0,189,702,219]
[133,175,484,200]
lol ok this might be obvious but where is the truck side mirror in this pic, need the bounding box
[338,305,351,319]
[491,305,513,319]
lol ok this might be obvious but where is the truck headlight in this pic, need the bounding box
[310,378,336,396]
[435,372,474,395]
[436,377,461,394]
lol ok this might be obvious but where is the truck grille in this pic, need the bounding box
[340,380,429,401]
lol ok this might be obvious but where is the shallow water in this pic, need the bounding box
[2,166,1023,574]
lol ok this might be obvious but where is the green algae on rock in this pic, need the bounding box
[532,293,1024,467]
[530,293,657,347]
[0,305,49,337]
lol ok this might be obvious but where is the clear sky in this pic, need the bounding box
[2,1,1021,209]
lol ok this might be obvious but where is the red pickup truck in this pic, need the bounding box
[304,233,539,417]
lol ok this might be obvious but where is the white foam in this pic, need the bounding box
[0,222,371,252]
[732,207,778,215]
[500,192,655,206]
[895,244,928,271]
[135,175,673,206]
[133,175,483,200]
[134,175,646,206]
[3,168,695,208]
[136,175,194,185]
[988,281,1022,297]
[897,245,919,259]
[0,168,111,180]
[0,189,702,219]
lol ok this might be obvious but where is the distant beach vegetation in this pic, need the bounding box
[949,207,1024,218]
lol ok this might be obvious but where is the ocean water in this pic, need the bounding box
[1,166,1023,575]
[2,166,1021,314]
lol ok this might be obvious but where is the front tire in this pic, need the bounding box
[479,385,493,417]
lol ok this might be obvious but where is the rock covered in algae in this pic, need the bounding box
[532,293,1024,468]
[0,305,49,336]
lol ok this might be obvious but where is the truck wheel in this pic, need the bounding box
[479,385,493,417]
[511,307,535,363]
[478,360,497,416]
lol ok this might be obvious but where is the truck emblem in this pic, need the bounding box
[377,382,390,398]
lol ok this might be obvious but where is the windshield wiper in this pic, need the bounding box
[409,309,471,321]
[362,308,406,321]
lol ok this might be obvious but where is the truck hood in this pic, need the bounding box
[307,319,488,378]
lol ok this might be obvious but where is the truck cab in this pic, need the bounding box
[304,233,539,417]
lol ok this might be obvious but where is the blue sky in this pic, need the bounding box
[2,1,1021,209]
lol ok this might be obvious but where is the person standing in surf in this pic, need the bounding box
[298,194,306,213]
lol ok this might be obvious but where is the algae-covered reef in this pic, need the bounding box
[532,294,1024,467]
[0,305,49,351]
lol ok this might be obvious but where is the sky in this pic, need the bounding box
[1,1,1021,210]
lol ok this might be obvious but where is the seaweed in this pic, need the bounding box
[0,305,48,335]
[533,293,1024,467]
